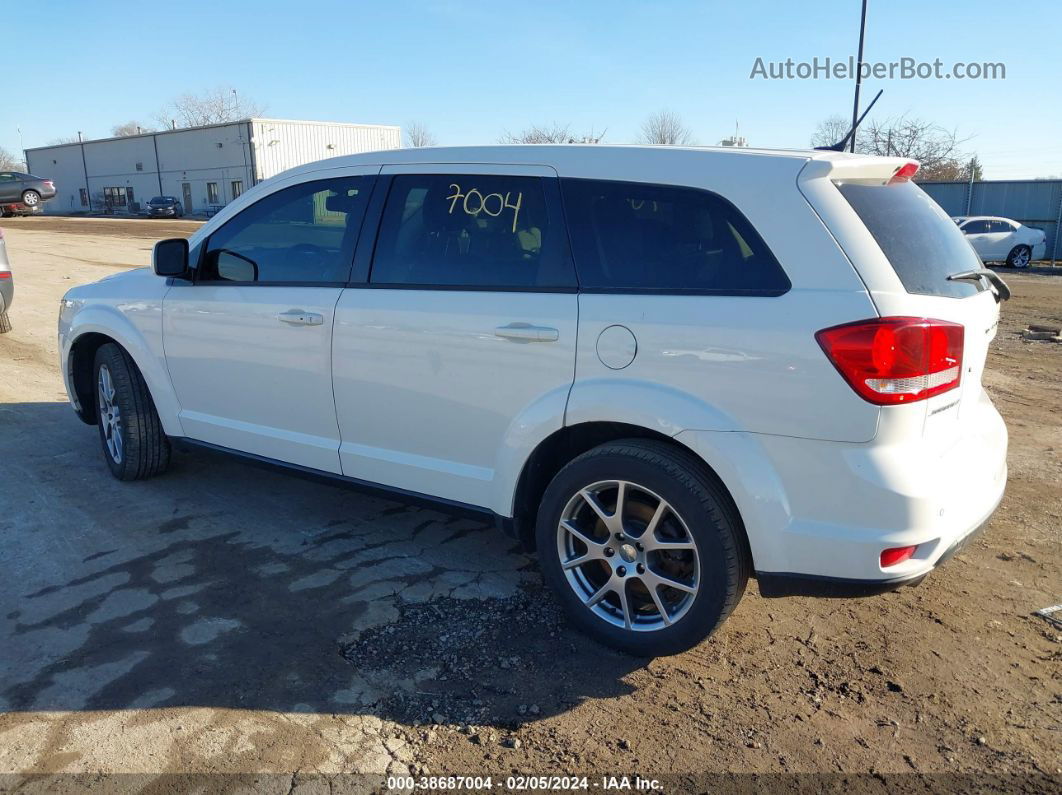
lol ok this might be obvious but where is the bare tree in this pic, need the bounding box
[112,121,153,137]
[404,121,437,148]
[0,146,26,172]
[810,114,851,148]
[639,110,694,146]
[48,135,82,145]
[155,86,265,129]
[499,123,605,145]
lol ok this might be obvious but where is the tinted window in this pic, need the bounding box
[561,179,790,294]
[200,176,371,284]
[838,181,981,298]
[991,220,1016,232]
[370,174,574,289]
[961,220,990,234]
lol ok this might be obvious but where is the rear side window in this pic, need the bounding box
[961,220,990,234]
[838,181,981,298]
[370,174,575,289]
[560,178,790,294]
[199,176,371,284]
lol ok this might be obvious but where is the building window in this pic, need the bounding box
[231,180,244,200]
[79,188,88,207]
[103,186,128,208]
[135,162,144,172]
[207,182,220,204]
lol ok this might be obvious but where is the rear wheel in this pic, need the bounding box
[93,343,171,480]
[1006,245,1032,268]
[0,312,10,333]
[536,439,748,656]
[21,190,41,208]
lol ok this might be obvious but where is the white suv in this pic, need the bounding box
[59,146,1009,656]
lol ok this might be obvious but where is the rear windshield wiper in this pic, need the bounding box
[947,268,1011,303]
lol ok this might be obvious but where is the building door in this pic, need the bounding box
[182,182,193,213]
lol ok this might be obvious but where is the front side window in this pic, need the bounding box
[370,174,574,289]
[199,176,372,284]
[561,179,790,294]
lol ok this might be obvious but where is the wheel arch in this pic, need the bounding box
[509,421,752,567]
[64,316,183,436]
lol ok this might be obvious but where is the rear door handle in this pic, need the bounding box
[277,310,324,326]
[494,323,560,342]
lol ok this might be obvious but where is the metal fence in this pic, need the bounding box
[920,179,1062,263]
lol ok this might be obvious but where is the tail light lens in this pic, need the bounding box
[816,317,964,405]
[889,162,919,184]
[880,545,917,567]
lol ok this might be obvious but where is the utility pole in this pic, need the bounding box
[78,131,92,213]
[966,157,976,216]
[850,0,869,153]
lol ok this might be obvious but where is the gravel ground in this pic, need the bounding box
[0,216,1058,789]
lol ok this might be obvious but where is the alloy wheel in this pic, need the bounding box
[97,364,123,463]
[556,480,700,632]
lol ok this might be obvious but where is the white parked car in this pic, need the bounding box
[59,146,1009,656]
[952,215,1046,268]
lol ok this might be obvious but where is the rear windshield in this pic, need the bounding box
[837,180,981,298]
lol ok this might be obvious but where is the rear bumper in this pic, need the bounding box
[676,388,1008,589]
[1032,241,1047,260]
[755,492,998,597]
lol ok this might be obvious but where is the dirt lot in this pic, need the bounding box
[0,216,1058,789]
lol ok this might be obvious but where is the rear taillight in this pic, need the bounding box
[816,317,964,405]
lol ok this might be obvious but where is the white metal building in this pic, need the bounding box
[24,118,401,216]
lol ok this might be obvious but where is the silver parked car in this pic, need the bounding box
[0,227,12,333]
[0,171,56,210]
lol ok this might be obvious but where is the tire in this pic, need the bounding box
[0,312,10,334]
[1006,245,1032,269]
[536,439,749,657]
[93,343,171,480]
[21,190,41,208]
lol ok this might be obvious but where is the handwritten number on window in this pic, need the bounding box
[446,183,523,233]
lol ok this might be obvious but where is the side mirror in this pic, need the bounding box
[153,238,189,277]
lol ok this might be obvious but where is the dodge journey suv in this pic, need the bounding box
[59,145,1009,656]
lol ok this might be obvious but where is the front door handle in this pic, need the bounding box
[494,323,560,342]
[278,310,324,326]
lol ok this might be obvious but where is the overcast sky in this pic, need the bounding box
[5,0,1059,179]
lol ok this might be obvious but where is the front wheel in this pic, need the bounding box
[1006,245,1032,268]
[536,439,749,657]
[93,343,171,480]
[21,190,41,208]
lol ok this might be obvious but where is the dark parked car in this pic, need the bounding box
[147,196,184,218]
[0,172,56,209]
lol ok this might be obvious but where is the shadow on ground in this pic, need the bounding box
[0,403,641,727]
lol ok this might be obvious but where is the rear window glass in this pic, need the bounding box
[837,181,981,298]
[560,178,790,294]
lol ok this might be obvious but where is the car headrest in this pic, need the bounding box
[325,190,361,214]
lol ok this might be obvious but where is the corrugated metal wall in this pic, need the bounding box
[251,120,401,180]
[921,179,1062,263]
